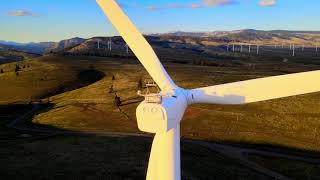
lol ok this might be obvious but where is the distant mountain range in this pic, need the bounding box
[1,29,320,56]
[153,29,320,38]
[0,37,86,54]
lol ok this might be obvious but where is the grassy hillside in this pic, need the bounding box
[0,55,106,103]
[1,54,313,152]
[0,49,40,64]
[1,53,320,179]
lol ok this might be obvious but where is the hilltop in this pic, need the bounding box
[0,47,41,64]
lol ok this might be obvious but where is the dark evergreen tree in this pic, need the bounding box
[14,64,20,73]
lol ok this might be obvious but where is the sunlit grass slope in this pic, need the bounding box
[0,56,79,103]
[24,55,320,152]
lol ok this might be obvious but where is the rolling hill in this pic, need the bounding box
[1,31,320,179]
[0,37,85,54]
[0,48,41,64]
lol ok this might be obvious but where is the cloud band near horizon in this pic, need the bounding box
[146,0,277,10]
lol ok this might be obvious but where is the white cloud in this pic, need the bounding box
[204,0,236,6]
[259,0,277,7]
[7,10,40,17]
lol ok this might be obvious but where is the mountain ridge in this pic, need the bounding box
[1,29,320,56]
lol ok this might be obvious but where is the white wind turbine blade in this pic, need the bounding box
[96,0,176,91]
[189,70,320,104]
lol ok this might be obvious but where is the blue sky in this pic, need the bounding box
[1,0,319,43]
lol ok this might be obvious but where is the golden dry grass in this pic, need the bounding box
[1,54,320,152]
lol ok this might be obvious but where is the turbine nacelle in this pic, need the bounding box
[136,88,188,133]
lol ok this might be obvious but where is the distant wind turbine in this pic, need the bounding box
[293,44,295,57]
[109,38,112,51]
[126,43,129,54]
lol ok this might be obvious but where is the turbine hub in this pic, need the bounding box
[136,88,188,133]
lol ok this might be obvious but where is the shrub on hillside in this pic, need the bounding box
[14,64,20,73]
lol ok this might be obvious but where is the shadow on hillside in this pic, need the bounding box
[35,68,106,99]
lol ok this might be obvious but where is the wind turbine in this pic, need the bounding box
[293,44,295,57]
[96,0,320,180]
[109,38,112,51]
[256,44,260,55]
[248,44,251,54]
[97,39,100,49]
[125,43,129,54]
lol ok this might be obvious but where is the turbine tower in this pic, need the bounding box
[293,44,295,57]
[97,0,320,180]
[232,44,235,52]
[125,43,129,54]
[109,38,112,51]
[97,39,100,49]
[248,44,251,54]
[256,44,259,55]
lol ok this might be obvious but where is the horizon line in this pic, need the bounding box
[1,28,320,44]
